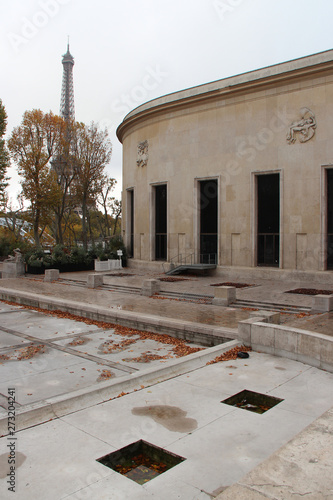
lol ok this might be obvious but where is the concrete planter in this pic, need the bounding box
[94,259,122,271]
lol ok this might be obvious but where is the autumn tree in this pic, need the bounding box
[50,119,78,244]
[96,174,117,238]
[8,110,64,247]
[0,99,10,205]
[72,122,112,251]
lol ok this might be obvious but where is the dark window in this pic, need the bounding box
[327,169,333,270]
[200,180,218,264]
[129,190,134,258]
[155,184,167,260]
[257,174,280,267]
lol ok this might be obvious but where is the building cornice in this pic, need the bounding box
[116,50,333,143]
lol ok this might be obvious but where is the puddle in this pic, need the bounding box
[0,453,26,478]
[97,440,185,485]
[132,405,197,432]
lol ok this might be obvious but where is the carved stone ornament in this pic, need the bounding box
[5,248,22,262]
[287,107,317,144]
[136,140,149,167]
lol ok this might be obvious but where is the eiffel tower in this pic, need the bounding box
[60,41,75,121]
[52,42,76,196]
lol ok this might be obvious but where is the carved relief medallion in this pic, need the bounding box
[137,140,149,167]
[287,107,316,144]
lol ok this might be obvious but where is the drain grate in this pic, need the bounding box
[221,389,283,414]
[97,440,185,485]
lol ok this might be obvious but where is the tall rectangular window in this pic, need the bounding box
[199,179,218,264]
[155,184,167,260]
[257,173,280,267]
[327,169,333,270]
[128,190,134,258]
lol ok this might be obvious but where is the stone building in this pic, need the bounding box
[116,50,333,276]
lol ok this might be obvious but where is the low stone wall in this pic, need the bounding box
[238,318,333,372]
[0,286,235,347]
[127,259,333,284]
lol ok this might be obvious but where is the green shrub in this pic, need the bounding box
[0,230,33,259]
[51,244,70,266]
[69,247,86,266]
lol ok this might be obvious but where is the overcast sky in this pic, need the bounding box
[1,0,333,203]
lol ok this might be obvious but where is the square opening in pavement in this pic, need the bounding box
[221,389,284,414]
[97,440,186,485]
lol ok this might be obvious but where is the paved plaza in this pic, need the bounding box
[0,268,332,499]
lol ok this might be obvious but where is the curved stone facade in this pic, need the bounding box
[117,50,333,273]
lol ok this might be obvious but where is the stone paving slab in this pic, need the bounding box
[0,303,206,414]
[0,308,101,339]
[216,406,333,500]
[1,352,333,499]
[0,330,27,348]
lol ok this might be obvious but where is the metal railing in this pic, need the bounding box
[165,252,217,270]
[328,233,333,270]
[257,233,279,267]
[199,253,217,265]
[170,252,195,266]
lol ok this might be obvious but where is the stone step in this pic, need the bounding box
[166,264,216,276]
[234,299,311,314]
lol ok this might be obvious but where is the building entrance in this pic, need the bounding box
[128,190,134,258]
[257,173,280,267]
[155,184,167,260]
[199,179,218,263]
[327,169,333,269]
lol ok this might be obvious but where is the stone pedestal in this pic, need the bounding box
[312,294,333,312]
[44,269,60,282]
[2,261,25,279]
[212,286,236,306]
[86,274,104,288]
[141,279,160,296]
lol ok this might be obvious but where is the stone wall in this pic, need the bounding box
[118,50,333,273]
